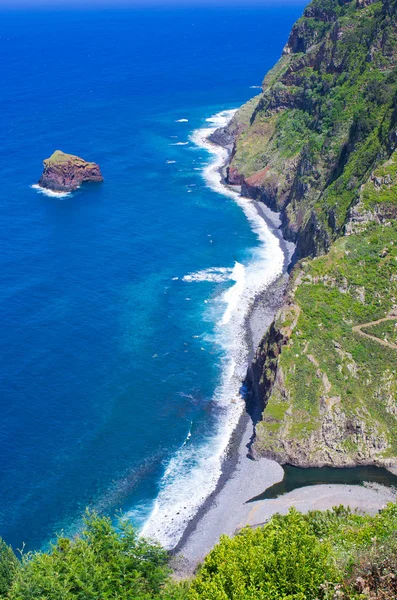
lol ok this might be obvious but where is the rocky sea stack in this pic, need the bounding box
[38,150,103,192]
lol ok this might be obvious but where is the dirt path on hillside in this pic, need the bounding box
[352,316,397,350]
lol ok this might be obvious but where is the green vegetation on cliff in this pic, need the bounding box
[228,0,397,256]
[254,223,397,465]
[225,0,397,466]
[362,319,397,345]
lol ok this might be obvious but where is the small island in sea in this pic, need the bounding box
[38,150,103,192]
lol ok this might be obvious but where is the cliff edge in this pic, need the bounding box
[219,0,397,467]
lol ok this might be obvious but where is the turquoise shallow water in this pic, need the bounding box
[0,5,305,550]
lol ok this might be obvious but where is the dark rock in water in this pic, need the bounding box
[38,150,103,192]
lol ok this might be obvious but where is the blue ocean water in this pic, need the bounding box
[0,4,304,550]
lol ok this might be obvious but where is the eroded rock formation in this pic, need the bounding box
[38,150,103,192]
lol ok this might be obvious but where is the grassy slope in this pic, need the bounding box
[361,319,397,345]
[255,223,397,464]
[44,150,97,168]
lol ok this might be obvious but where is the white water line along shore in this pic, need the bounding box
[139,110,396,570]
[31,183,72,198]
[139,109,286,549]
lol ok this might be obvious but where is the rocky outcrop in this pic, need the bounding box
[345,201,397,235]
[38,150,103,192]
[346,151,397,233]
[255,398,391,468]
[208,94,261,151]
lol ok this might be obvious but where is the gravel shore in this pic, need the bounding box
[172,165,397,579]
[171,130,397,578]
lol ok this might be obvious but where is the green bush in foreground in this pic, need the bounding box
[2,504,397,599]
[189,509,337,600]
[5,513,179,600]
[189,504,397,600]
[0,540,18,597]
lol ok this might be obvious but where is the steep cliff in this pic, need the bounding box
[227,0,397,261]
[224,0,397,466]
[250,224,397,466]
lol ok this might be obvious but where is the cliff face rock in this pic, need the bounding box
[224,0,397,262]
[246,304,300,405]
[38,150,103,192]
[208,95,261,151]
[251,322,392,468]
[213,0,397,468]
[250,224,397,468]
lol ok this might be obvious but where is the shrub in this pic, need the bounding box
[188,509,338,600]
[0,539,18,597]
[342,534,397,599]
[7,513,175,600]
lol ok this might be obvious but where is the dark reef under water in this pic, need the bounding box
[248,465,397,503]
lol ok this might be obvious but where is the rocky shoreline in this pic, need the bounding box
[210,0,397,470]
[168,113,294,569]
[215,103,397,469]
[169,99,397,572]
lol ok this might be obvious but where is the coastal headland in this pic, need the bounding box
[175,0,397,569]
[218,0,397,469]
[174,114,397,573]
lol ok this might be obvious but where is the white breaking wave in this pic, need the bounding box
[220,262,245,326]
[182,422,193,446]
[171,141,189,146]
[139,108,284,549]
[182,266,234,283]
[166,160,177,164]
[31,184,72,199]
[176,118,189,123]
[205,111,235,128]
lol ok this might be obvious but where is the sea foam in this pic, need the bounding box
[31,184,72,199]
[139,108,284,549]
[182,266,233,283]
